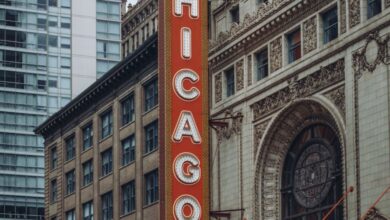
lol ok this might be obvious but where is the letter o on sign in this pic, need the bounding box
[173,153,201,184]
[174,195,201,220]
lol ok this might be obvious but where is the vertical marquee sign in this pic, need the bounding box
[159,0,209,219]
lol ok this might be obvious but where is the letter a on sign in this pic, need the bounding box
[159,0,209,219]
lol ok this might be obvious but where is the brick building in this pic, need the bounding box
[208,0,390,219]
[35,35,158,220]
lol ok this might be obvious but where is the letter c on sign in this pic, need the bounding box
[173,70,200,101]
[174,195,201,220]
[174,153,200,184]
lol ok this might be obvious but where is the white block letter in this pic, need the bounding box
[174,153,201,184]
[174,195,201,220]
[172,111,201,143]
[181,28,191,59]
[174,69,199,100]
[174,0,199,18]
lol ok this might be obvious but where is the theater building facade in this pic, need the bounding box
[208,0,390,219]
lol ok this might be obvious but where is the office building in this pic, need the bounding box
[35,34,157,220]
[208,0,390,219]
[0,0,120,218]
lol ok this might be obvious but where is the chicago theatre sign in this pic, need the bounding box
[159,0,209,219]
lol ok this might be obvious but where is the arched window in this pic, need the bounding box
[281,123,343,220]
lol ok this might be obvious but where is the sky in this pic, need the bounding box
[127,0,138,6]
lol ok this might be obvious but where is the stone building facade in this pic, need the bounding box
[208,0,390,219]
[121,0,158,58]
[35,35,159,220]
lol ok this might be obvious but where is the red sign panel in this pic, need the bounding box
[159,0,209,219]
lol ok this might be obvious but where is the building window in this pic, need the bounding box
[61,0,71,8]
[50,179,57,203]
[122,135,135,166]
[144,79,158,112]
[101,110,113,139]
[145,170,158,205]
[50,146,57,170]
[323,7,338,44]
[66,209,75,220]
[66,169,75,195]
[65,135,75,161]
[287,29,301,63]
[121,95,135,126]
[101,191,113,220]
[225,67,235,97]
[367,0,381,18]
[83,201,93,220]
[230,6,239,24]
[49,0,58,6]
[101,148,113,176]
[83,160,93,186]
[255,49,268,81]
[282,124,343,219]
[83,123,93,150]
[144,121,158,154]
[122,180,136,214]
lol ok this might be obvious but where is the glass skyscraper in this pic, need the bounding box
[0,0,120,219]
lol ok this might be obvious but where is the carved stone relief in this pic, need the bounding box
[215,73,222,103]
[236,59,244,91]
[303,16,317,54]
[351,31,390,217]
[365,208,390,220]
[270,37,283,73]
[340,0,347,34]
[353,31,390,78]
[251,59,345,120]
[253,100,345,220]
[349,0,361,28]
[325,86,346,119]
[254,120,270,160]
[209,0,291,50]
[214,109,243,142]
[248,55,252,86]
[386,0,390,8]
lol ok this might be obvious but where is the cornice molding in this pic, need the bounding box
[209,0,309,55]
[208,0,333,72]
[35,35,158,138]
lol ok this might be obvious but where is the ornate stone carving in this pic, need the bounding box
[303,16,317,54]
[325,86,346,118]
[270,37,283,73]
[251,59,345,120]
[340,0,347,34]
[247,55,252,86]
[386,0,390,8]
[209,0,293,50]
[349,0,361,28]
[353,31,390,78]
[351,31,390,217]
[254,120,270,159]
[236,59,244,91]
[254,100,345,220]
[215,73,222,103]
[365,208,390,220]
[214,109,243,142]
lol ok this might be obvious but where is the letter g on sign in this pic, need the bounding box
[173,153,201,184]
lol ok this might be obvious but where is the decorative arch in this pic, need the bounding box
[253,97,346,219]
